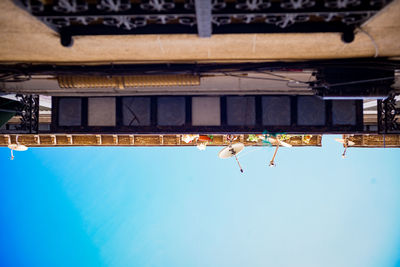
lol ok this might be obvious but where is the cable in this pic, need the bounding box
[0,61,396,85]
[255,70,310,84]
[0,71,31,83]
[222,72,297,83]
[256,70,295,81]
[324,76,394,88]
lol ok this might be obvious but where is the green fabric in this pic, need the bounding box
[0,111,15,127]
[0,97,23,127]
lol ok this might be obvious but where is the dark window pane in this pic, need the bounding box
[227,96,256,126]
[332,100,357,125]
[157,97,186,126]
[297,96,326,126]
[262,96,291,126]
[122,97,151,126]
[58,98,81,126]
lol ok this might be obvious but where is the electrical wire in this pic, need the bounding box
[0,62,397,86]
[256,70,295,80]
[323,76,394,88]
[0,71,31,83]
[223,72,313,89]
[255,70,310,84]
[222,72,297,83]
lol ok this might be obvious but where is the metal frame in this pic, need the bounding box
[0,133,323,147]
[377,92,400,134]
[4,94,41,134]
[51,95,364,134]
[15,0,393,46]
[1,59,398,77]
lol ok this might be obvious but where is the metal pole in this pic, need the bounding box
[269,140,280,167]
[234,154,244,173]
[194,0,212,38]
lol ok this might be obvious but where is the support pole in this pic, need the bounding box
[194,0,212,38]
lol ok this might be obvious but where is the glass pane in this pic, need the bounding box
[227,96,256,126]
[58,98,81,126]
[297,96,325,126]
[192,97,221,126]
[122,97,151,126]
[332,100,357,125]
[157,97,186,126]
[262,96,291,126]
[88,97,116,126]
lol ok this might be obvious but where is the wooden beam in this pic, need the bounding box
[0,134,323,147]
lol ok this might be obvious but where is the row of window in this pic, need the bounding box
[57,96,358,127]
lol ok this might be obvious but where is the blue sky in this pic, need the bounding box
[0,135,400,267]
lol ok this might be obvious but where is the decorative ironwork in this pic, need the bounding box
[103,16,147,30]
[378,93,400,134]
[212,0,227,11]
[16,0,392,45]
[236,0,271,11]
[178,15,196,26]
[53,0,88,13]
[96,0,131,12]
[370,0,388,6]
[324,0,361,9]
[140,0,175,11]
[15,95,40,134]
[212,15,232,26]
[38,11,378,28]
[24,0,44,13]
[281,0,315,10]
[265,13,310,28]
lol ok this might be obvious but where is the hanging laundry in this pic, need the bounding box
[182,134,199,144]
